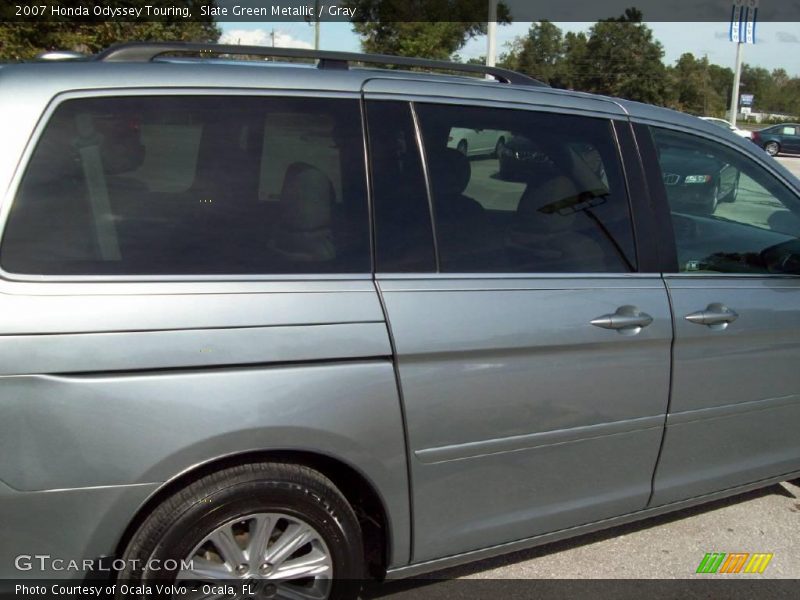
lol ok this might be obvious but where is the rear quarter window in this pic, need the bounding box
[0,95,370,276]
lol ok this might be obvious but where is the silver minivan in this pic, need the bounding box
[1,43,799,598]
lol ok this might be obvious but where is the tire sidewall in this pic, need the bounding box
[118,470,363,598]
[494,137,505,158]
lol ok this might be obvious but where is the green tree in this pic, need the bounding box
[669,53,703,113]
[0,2,219,60]
[559,31,589,90]
[666,53,730,116]
[707,63,734,115]
[782,78,800,116]
[740,64,774,112]
[765,68,790,113]
[343,0,510,59]
[501,21,563,85]
[582,8,668,104]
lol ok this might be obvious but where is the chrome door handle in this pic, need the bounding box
[685,303,738,330]
[591,305,653,335]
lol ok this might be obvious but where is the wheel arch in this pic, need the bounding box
[114,449,392,579]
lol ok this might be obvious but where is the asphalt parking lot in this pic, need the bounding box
[370,154,800,592]
[777,155,800,179]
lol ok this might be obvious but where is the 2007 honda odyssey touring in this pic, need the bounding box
[1,42,799,598]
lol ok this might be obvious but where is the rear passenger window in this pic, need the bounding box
[1,96,369,275]
[414,104,636,273]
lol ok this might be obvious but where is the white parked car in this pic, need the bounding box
[447,127,510,157]
[700,116,753,139]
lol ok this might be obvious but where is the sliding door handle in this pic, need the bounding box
[685,303,738,330]
[591,305,653,335]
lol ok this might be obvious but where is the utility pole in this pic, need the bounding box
[314,0,320,49]
[703,53,709,116]
[486,0,498,68]
[729,41,744,125]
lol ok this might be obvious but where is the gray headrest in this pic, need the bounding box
[280,162,335,231]
[429,148,471,197]
[517,176,580,233]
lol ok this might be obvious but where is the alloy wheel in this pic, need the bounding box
[178,512,333,600]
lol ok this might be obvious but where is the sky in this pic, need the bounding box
[219,21,800,76]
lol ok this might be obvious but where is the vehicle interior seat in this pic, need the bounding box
[97,125,154,259]
[272,161,337,264]
[1,135,96,270]
[508,175,609,272]
[426,148,495,269]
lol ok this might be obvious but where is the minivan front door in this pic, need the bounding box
[366,95,673,562]
[641,125,800,506]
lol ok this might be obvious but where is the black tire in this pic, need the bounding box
[700,181,719,215]
[720,171,740,203]
[116,463,364,599]
[456,139,468,155]
[493,136,505,158]
[764,141,780,156]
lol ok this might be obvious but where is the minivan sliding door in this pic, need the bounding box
[366,95,673,562]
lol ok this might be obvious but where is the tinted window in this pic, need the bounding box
[1,96,369,275]
[367,102,435,272]
[414,104,636,273]
[651,127,800,275]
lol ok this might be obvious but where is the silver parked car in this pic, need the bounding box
[1,43,800,598]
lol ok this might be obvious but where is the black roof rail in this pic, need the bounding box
[94,42,547,87]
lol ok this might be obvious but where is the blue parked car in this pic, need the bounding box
[752,123,800,156]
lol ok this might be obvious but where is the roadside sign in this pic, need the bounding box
[730,0,758,44]
[740,93,754,106]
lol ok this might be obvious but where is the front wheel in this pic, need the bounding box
[493,137,505,158]
[699,181,719,215]
[719,171,740,203]
[764,141,780,156]
[116,463,364,600]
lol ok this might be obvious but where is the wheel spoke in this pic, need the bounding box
[210,527,246,568]
[246,514,275,563]
[271,549,331,580]
[265,523,312,567]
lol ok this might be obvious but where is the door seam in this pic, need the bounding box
[647,274,676,507]
[372,277,416,565]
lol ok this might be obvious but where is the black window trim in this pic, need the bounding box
[627,122,678,274]
[409,101,442,273]
[0,88,375,283]
[609,119,647,272]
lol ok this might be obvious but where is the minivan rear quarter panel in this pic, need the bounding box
[0,80,412,573]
